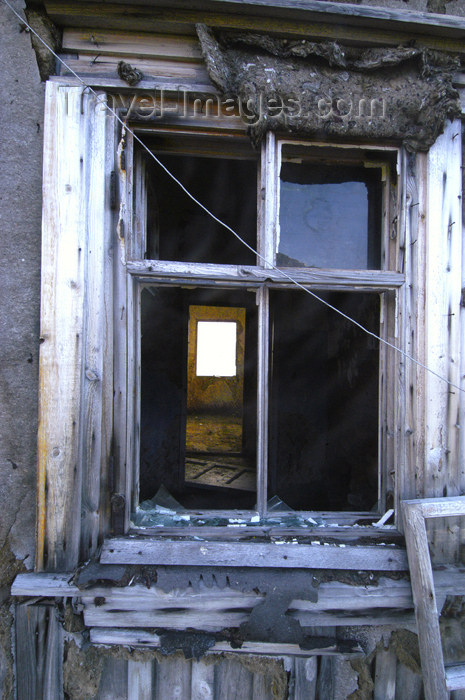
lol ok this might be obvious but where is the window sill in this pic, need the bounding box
[101,535,408,571]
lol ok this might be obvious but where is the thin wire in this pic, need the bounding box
[4,0,464,394]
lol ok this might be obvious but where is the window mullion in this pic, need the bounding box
[256,284,269,516]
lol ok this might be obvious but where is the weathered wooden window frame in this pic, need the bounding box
[118,125,403,528]
[37,78,463,573]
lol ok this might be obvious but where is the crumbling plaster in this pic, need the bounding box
[0,0,43,697]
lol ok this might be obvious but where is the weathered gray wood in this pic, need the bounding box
[403,496,465,519]
[38,83,116,568]
[374,648,397,700]
[16,604,63,700]
[402,501,448,700]
[97,657,128,700]
[55,0,465,33]
[128,660,153,700]
[215,656,253,699]
[395,662,422,700]
[446,665,465,692]
[13,568,465,627]
[395,148,427,521]
[44,0,465,55]
[317,657,335,699]
[38,83,89,570]
[90,627,360,656]
[112,125,133,532]
[291,657,317,700]
[191,660,215,700]
[128,260,404,290]
[423,120,463,562]
[154,655,191,699]
[100,537,408,569]
[79,89,114,560]
[130,523,403,539]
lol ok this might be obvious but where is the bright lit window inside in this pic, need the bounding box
[196,321,237,376]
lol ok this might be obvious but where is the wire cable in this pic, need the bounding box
[3,0,464,394]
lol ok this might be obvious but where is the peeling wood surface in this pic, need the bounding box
[100,537,409,570]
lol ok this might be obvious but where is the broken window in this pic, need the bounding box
[131,134,400,523]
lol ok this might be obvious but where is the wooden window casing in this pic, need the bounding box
[37,80,463,572]
[122,126,403,527]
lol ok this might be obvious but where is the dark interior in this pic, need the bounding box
[140,287,258,509]
[269,290,380,511]
[145,153,257,264]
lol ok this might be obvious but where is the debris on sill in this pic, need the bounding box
[373,508,395,528]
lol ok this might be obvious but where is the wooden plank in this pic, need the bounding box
[446,665,465,692]
[374,648,397,700]
[97,657,128,700]
[403,496,465,519]
[112,126,133,532]
[95,0,465,35]
[154,656,191,699]
[402,501,448,700]
[38,83,92,571]
[128,660,153,700]
[291,657,317,700]
[424,120,463,562]
[396,149,428,519]
[191,660,215,700]
[90,627,361,656]
[16,605,40,699]
[63,28,203,62]
[317,657,335,699]
[13,566,465,608]
[395,663,422,700]
[129,260,405,290]
[215,656,253,699]
[15,604,63,700]
[101,538,409,569]
[79,89,113,560]
[59,54,211,84]
[44,3,465,54]
[49,73,218,94]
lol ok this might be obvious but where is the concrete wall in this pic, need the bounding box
[0,1,43,697]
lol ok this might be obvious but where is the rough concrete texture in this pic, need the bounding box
[0,0,44,697]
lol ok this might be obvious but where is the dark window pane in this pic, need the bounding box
[146,154,257,264]
[278,161,382,269]
[139,287,257,511]
[269,290,380,511]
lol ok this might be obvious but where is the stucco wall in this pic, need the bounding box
[0,1,43,697]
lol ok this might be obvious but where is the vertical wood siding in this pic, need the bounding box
[424,120,463,563]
